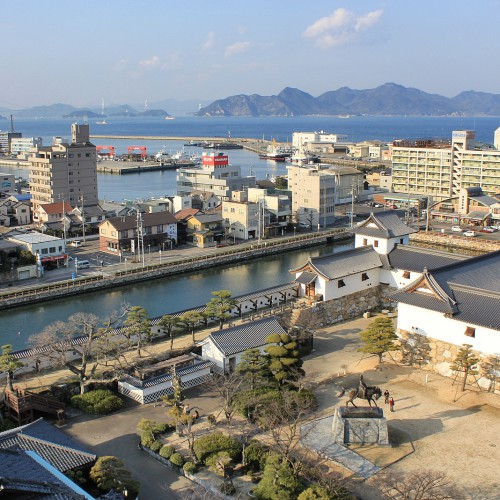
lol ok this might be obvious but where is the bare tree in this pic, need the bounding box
[374,469,463,499]
[29,308,128,394]
[207,370,245,425]
[255,389,316,464]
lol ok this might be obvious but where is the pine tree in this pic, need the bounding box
[122,306,151,357]
[265,333,304,387]
[357,316,398,363]
[0,344,23,391]
[237,348,271,390]
[179,310,204,344]
[159,314,181,351]
[205,290,237,330]
[450,344,480,392]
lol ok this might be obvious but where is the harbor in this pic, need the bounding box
[96,159,195,174]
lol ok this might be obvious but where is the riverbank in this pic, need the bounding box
[0,228,350,310]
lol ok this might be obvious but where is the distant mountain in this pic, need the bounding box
[63,110,101,118]
[197,83,500,117]
[14,103,78,118]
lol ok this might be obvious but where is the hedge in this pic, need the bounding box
[71,390,123,415]
[193,432,242,465]
[159,445,175,459]
[169,452,185,467]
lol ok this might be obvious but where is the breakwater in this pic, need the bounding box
[409,231,500,253]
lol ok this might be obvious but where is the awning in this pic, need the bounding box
[465,211,489,220]
[295,271,317,285]
[41,254,67,263]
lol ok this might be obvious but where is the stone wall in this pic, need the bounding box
[303,286,382,327]
[410,232,500,253]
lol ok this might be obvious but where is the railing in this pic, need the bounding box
[0,228,349,305]
[4,388,65,415]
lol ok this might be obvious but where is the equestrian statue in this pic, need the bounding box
[338,374,382,408]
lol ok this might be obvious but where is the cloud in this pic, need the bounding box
[138,55,161,68]
[224,41,251,58]
[202,32,215,51]
[303,8,383,48]
[112,59,129,71]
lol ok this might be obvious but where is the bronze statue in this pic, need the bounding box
[339,375,382,408]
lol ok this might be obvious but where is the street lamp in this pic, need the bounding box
[58,194,67,246]
[148,244,151,263]
[79,196,86,244]
[159,249,162,264]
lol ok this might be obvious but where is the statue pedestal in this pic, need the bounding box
[332,406,389,446]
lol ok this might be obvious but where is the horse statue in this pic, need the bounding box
[338,375,382,408]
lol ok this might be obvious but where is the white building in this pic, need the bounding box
[200,316,286,372]
[292,131,348,155]
[176,152,255,200]
[10,137,43,158]
[6,231,66,269]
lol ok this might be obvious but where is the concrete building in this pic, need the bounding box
[6,231,66,269]
[392,129,500,200]
[0,131,22,154]
[222,190,266,241]
[0,173,16,195]
[287,164,363,228]
[28,123,98,213]
[247,187,292,228]
[292,131,348,155]
[10,137,43,158]
[176,152,255,200]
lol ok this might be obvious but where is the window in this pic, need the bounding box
[338,279,345,288]
[374,240,379,247]
[363,238,368,246]
[101,228,106,234]
[464,326,475,338]
[403,271,411,279]
[49,247,56,253]
[111,231,116,237]
[400,238,404,244]
[361,273,369,281]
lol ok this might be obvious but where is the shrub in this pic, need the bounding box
[207,414,217,426]
[141,431,155,448]
[71,389,123,415]
[150,440,163,453]
[244,440,269,473]
[298,485,330,500]
[169,452,185,467]
[193,432,242,465]
[159,444,175,459]
[219,481,236,495]
[232,387,280,419]
[137,418,174,435]
[183,461,197,474]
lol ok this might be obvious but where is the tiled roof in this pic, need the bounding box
[353,212,418,239]
[0,418,96,472]
[0,448,87,499]
[190,213,223,224]
[381,245,468,272]
[290,246,382,280]
[103,210,177,230]
[174,208,200,221]
[38,202,75,214]
[295,271,317,284]
[207,316,286,356]
[391,250,500,330]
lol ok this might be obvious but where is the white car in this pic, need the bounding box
[451,226,462,232]
[70,240,83,247]
[463,230,475,237]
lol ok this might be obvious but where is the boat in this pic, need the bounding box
[259,141,293,162]
[165,116,175,120]
[338,115,350,119]
[96,98,107,125]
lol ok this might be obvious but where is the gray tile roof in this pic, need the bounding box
[381,245,468,272]
[353,212,418,239]
[0,418,96,472]
[391,250,500,330]
[0,448,87,499]
[290,246,382,280]
[295,271,317,284]
[207,316,287,356]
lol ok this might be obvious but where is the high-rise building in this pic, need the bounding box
[391,129,500,200]
[0,131,22,154]
[29,124,98,212]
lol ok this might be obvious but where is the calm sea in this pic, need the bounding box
[3,115,500,202]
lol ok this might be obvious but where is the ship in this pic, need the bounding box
[259,141,293,162]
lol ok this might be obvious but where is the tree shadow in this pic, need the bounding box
[304,334,359,361]
[432,405,484,420]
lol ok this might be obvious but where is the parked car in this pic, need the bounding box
[451,226,462,232]
[70,240,83,247]
[374,203,384,208]
[480,227,495,233]
[463,230,475,237]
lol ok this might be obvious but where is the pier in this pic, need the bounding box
[96,160,195,174]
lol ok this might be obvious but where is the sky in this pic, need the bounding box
[2,0,500,110]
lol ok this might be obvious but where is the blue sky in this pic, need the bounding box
[2,0,500,109]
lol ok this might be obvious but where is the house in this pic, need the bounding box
[33,202,74,235]
[174,208,201,244]
[98,211,178,255]
[200,316,287,372]
[0,197,31,226]
[185,212,225,248]
[0,418,96,498]
[191,190,220,211]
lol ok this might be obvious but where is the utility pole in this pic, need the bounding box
[79,196,86,244]
[58,194,67,245]
[136,212,145,267]
[350,183,355,228]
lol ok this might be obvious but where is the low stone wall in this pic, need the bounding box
[410,232,500,253]
[305,286,382,327]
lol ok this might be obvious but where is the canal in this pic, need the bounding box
[1,241,352,350]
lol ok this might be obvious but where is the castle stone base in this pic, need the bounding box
[332,406,389,446]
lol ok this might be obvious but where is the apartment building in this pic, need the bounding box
[28,123,98,213]
[176,152,255,200]
[392,129,500,200]
[222,191,267,241]
[11,137,43,158]
[0,132,22,154]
